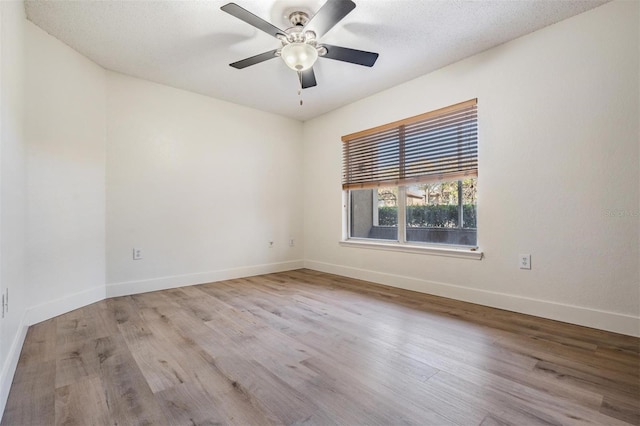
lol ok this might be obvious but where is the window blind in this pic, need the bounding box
[342,99,477,190]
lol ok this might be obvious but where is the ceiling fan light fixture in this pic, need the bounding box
[281,42,318,71]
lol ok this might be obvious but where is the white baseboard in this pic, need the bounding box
[106,260,305,298]
[0,310,29,421]
[26,284,106,326]
[304,259,640,337]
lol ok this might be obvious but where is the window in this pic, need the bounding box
[342,99,478,250]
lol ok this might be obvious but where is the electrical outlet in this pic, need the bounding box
[519,254,531,270]
[133,248,143,260]
[1,289,8,317]
[268,241,274,249]
[289,239,295,247]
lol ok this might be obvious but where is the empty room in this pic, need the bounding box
[0,0,638,424]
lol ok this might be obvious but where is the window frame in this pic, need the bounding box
[343,182,480,256]
[341,100,482,260]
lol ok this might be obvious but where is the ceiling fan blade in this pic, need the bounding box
[299,68,317,89]
[230,49,279,69]
[304,0,356,38]
[321,44,379,67]
[221,3,286,39]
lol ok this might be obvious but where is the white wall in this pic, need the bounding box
[105,73,304,296]
[0,0,27,415]
[24,21,107,324]
[303,1,640,336]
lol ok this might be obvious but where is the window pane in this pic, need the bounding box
[405,179,477,246]
[350,187,398,240]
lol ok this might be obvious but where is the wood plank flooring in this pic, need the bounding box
[2,269,639,425]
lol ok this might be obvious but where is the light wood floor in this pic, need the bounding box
[2,269,639,425]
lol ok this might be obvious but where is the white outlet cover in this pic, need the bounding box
[519,254,531,269]
[133,248,143,260]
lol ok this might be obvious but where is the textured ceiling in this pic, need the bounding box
[25,0,608,121]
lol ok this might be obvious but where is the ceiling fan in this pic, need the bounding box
[221,0,379,89]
